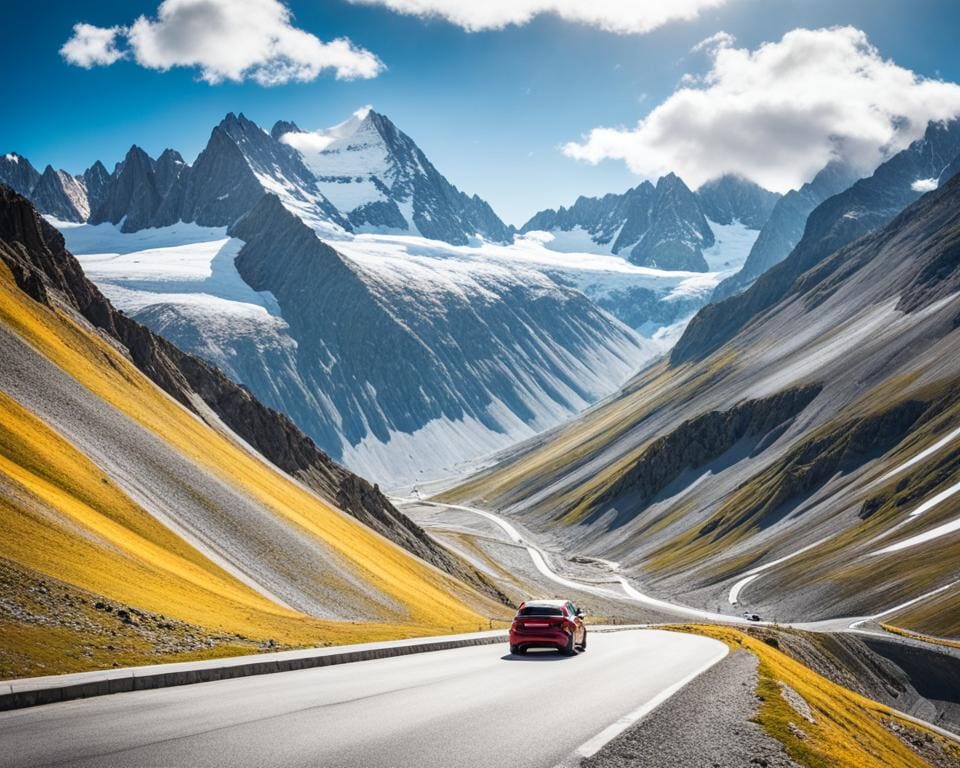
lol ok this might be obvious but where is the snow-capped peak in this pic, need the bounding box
[274,107,512,244]
[278,105,378,155]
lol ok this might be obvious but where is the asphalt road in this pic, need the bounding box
[0,630,726,768]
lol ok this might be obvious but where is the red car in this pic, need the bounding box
[509,599,587,655]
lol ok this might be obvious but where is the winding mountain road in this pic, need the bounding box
[0,631,727,768]
[401,498,753,624]
[401,499,959,639]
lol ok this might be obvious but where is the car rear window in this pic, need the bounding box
[518,606,563,616]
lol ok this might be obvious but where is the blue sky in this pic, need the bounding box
[3,0,960,225]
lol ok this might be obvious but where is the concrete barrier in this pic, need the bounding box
[0,630,508,711]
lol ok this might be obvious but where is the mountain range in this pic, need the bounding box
[520,173,779,271]
[676,118,960,363]
[2,109,512,247]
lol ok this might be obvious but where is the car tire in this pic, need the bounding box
[510,644,520,655]
[561,632,576,656]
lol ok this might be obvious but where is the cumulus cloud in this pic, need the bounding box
[60,23,125,68]
[563,27,960,192]
[348,0,728,35]
[689,30,733,53]
[60,0,383,85]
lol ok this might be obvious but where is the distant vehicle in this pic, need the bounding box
[509,599,587,655]
[743,612,761,622]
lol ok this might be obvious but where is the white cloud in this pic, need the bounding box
[911,178,939,192]
[61,0,383,85]
[60,23,125,68]
[563,26,960,192]
[348,0,728,34]
[690,30,734,53]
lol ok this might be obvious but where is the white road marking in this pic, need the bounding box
[569,642,730,760]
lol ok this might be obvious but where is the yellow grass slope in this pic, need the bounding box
[0,264,505,675]
[679,625,960,768]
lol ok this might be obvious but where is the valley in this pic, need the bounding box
[6,6,960,767]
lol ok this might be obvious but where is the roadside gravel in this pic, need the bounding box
[582,649,798,768]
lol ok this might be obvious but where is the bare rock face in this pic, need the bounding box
[81,160,111,215]
[697,174,781,230]
[164,113,347,230]
[153,149,187,198]
[628,173,714,271]
[91,145,163,232]
[0,153,41,196]
[29,165,90,222]
[0,185,506,603]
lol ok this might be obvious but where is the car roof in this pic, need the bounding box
[522,599,568,606]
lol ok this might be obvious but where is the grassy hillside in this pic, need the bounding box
[0,261,508,677]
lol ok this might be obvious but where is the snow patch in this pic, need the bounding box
[701,219,758,274]
[911,178,938,192]
[63,222,284,321]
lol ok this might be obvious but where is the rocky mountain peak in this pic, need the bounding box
[696,174,781,229]
[520,174,716,270]
[676,119,960,364]
[0,152,41,196]
[162,112,347,233]
[30,165,90,223]
[270,119,302,140]
[123,144,154,169]
[154,149,187,198]
[277,106,512,245]
[90,144,162,231]
[81,160,111,218]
